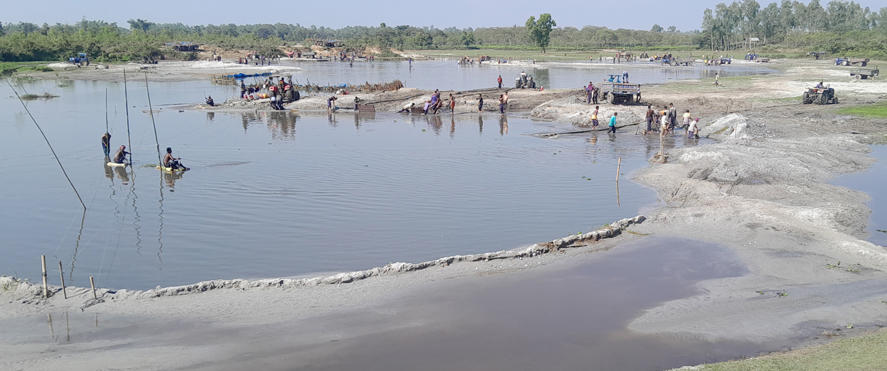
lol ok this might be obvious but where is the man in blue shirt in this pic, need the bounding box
[609,112,618,134]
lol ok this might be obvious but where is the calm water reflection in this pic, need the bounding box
[274,59,776,91]
[2,79,708,290]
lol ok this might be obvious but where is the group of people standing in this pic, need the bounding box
[643,103,699,138]
[240,77,301,109]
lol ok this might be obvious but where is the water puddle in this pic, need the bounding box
[832,145,887,248]
[0,237,776,371]
[235,237,776,371]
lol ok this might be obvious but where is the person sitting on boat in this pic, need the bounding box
[113,145,129,164]
[102,132,111,156]
[206,96,214,107]
[163,147,184,170]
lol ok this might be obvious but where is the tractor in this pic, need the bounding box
[68,53,89,66]
[802,86,838,105]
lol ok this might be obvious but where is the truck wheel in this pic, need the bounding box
[862,62,867,67]
[608,93,616,104]
[855,74,861,79]
[861,75,868,80]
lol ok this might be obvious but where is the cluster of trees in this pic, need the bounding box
[1,1,885,63]
[701,0,887,53]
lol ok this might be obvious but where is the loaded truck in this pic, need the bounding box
[599,82,641,104]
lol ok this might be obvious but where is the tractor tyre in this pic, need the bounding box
[832,97,838,104]
[802,92,811,104]
[818,94,828,105]
[843,60,850,66]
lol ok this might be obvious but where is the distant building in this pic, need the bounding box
[165,42,201,52]
[307,39,342,48]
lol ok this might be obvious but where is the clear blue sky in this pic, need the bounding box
[3,0,884,31]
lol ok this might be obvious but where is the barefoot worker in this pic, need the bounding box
[112,145,129,164]
[162,147,186,170]
[102,132,111,156]
[608,112,618,134]
[590,106,600,130]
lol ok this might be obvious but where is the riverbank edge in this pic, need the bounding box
[0,216,644,305]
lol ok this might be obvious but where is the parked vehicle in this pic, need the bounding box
[835,58,869,66]
[599,82,641,104]
[850,69,879,79]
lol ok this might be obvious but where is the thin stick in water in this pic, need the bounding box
[58,261,67,299]
[6,80,87,210]
[144,73,163,166]
[89,276,97,299]
[616,157,622,183]
[41,255,48,298]
[105,88,109,133]
[124,70,133,164]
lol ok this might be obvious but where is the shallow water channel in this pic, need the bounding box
[0,237,780,371]
[1,79,709,290]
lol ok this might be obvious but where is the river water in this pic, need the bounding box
[832,145,887,248]
[239,58,775,92]
[0,61,750,290]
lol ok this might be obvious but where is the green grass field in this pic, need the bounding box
[837,102,887,118]
[0,61,53,76]
[679,328,887,371]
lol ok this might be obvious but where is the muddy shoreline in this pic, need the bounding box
[3,58,887,370]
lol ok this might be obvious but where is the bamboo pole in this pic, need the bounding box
[144,73,163,166]
[89,276,97,299]
[58,261,67,299]
[41,255,48,298]
[616,181,621,206]
[124,69,133,164]
[616,157,622,182]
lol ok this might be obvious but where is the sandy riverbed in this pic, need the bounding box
[3,59,887,370]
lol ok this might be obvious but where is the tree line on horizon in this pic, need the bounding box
[1,0,885,63]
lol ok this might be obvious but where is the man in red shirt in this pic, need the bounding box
[497,75,503,89]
